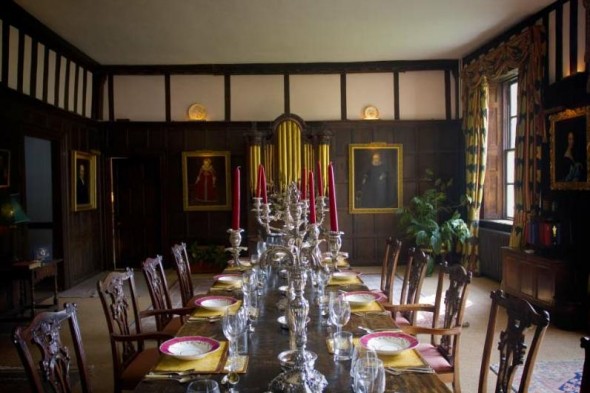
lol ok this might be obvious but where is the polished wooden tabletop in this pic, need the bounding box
[135,267,451,393]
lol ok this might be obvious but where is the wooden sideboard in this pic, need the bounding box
[501,247,571,312]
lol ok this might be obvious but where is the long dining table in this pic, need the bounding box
[134,264,451,393]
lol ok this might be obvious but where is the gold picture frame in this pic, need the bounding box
[182,151,231,211]
[71,150,97,211]
[549,107,590,190]
[349,143,403,214]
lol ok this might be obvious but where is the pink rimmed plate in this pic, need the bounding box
[343,291,381,306]
[194,295,238,311]
[359,331,418,355]
[214,274,242,284]
[159,336,221,360]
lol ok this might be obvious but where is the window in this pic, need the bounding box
[481,75,517,222]
[504,79,517,219]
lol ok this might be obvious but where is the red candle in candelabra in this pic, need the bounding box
[328,162,338,231]
[256,164,263,198]
[316,160,324,197]
[261,165,268,203]
[232,166,240,230]
[301,167,307,200]
[309,170,316,224]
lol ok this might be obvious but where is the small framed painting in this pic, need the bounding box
[349,143,403,214]
[549,107,590,190]
[0,149,10,188]
[72,150,97,211]
[182,151,231,211]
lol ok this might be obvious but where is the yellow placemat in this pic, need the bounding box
[211,280,243,290]
[153,341,229,373]
[379,349,425,368]
[326,338,424,367]
[328,276,363,286]
[189,300,242,319]
[350,301,385,313]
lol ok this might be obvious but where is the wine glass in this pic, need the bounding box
[329,295,351,335]
[353,357,385,393]
[222,308,247,389]
[246,291,258,332]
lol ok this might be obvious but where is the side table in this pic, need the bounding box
[10,259,62,318]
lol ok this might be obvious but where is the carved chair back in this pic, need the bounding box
[399,248,429,323]
[581,336,590,393]
[172,242,194,307]
[380,236,402,302]
[13,303,92,393]
[478,289,550,393]
[141,255,174,331]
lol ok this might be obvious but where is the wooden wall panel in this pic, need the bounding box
[105,119,462,267]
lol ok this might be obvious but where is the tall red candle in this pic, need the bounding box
[261,165,268,203]
[316,160,324,197]
[301,167,307,200]
[256,164,263,198]
[308,170,316,224]
[232,166,240,230]
[328,162,338,231]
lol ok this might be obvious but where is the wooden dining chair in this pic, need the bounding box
[379,236,402,303]
[171,242,201,307]
[397,263,472,393]
[141,255,194,335]
[13,303,92,393]
[581,336,590,393]
[382,247,430,325]
[97,268,173,393]
[478,289,550,393]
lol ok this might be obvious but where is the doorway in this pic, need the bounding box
[110,157,162,269]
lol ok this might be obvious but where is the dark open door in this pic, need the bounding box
[111,157,162,268]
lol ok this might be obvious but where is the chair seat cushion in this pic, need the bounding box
[416,343,453,373]
[120,347,161,389]
[394,313,411,327]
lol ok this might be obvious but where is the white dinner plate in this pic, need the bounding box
[331,271,359,281]
[194,295,238,311]
[214,274,242,284]
[359,331,418,355]
[159,336,221,360]
[343,291,380,306]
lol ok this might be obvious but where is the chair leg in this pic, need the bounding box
[453,375,461,393]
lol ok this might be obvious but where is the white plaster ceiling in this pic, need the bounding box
[14,0,556,65]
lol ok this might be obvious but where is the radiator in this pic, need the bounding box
[478,227,510,281]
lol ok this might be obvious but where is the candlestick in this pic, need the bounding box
[301,167,307,200]
[316,160,324,197]
[308,171,316,224]
[328,162,338,232]
[232,166,240,230]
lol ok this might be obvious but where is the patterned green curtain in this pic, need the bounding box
[461,25,546,271]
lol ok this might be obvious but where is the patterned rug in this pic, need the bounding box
[491,359,583,393]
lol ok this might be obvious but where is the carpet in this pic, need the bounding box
[0,366,83,393]
[491,359,583,393]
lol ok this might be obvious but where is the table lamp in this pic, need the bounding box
[0,194,30,261]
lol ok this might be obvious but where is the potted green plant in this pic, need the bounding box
[187,241,228,273]
[397,169,471,273]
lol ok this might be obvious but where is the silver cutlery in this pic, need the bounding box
[385,366,434,375]
[145,373,201,383]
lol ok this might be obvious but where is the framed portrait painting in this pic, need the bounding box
[0,149,10,188]
[71,150,97,211]
[549,107,590,190]
[349,143,403,214]
[182,151,231,211]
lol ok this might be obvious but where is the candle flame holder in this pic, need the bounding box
[225,228,248,267]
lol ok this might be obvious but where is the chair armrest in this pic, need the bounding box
[140,306,195,320]
[383,303,436,314]
[401,325,462,337]
[111,332,172,343]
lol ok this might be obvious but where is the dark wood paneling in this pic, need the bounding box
[105,119,463,267]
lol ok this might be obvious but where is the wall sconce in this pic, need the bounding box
[362,105,379,120]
